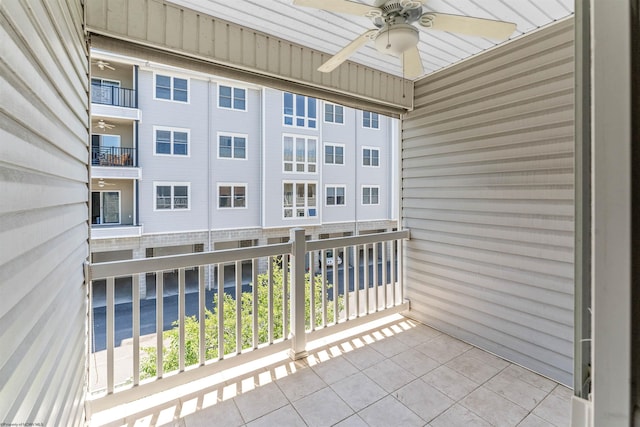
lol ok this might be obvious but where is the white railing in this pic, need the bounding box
[87,228,409,411]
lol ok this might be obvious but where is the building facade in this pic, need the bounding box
[89,51,398,289]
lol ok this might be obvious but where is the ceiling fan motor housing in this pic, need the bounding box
[374,23,419,56]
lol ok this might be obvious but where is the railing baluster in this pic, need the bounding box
[156,272,163,379]
[354,244,360,317]
[268,257,274,344]
[382,241,388,309]
[235,260,242,355]
[391,240,397,306]
[363,243,369,315]
[321,251,327,327]
[373,243,379,312]
[343,246,349,321]
[398,240,404,302]
[199,266,206,365]
[252,258,258,349]
[132,275,140,386]
[217,264,224,359]
[282,254,289,339]
[309,251,315,331]
[106,277,115,394]
[332,247,339,322]
[179,268,186,372]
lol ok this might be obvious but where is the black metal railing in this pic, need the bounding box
[92,146,136,167]
[91,84,137,108]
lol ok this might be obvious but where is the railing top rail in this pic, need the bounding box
[89,242,292,280]
[306,229,410,252]
[89,229,410,280]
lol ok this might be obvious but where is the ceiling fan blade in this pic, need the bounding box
[318,29,377,73]
[420,13,516,41]
[293,0,380,16]
[403,46,424,79]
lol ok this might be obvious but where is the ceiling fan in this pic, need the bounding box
[94,120,116,131]
[92,60,115,71]
[96,179,116,188]
[293,0,517,79]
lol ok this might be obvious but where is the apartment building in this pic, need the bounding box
[89,51,398,287]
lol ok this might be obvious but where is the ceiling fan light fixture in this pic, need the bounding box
[374,24,419,56]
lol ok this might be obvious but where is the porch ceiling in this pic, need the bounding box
[168,0,574,80]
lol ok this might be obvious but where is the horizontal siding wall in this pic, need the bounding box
[0,0,88,425]
[402,18,574,385]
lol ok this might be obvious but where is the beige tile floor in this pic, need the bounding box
[90,314,572,427]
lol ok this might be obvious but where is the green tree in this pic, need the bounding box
[141,262,343,378]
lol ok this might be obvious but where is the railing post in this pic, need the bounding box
[289,228,308,360]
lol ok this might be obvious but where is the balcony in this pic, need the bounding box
[91,83,142,121]
[92,146,136,167]
[86,230,572,426]
[92,83,137,108]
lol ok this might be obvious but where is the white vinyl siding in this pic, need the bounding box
[402,19,574,386]
[1,0,88,425]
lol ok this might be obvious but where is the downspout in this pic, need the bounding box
[134,65,140,227]
[354,109,359,236]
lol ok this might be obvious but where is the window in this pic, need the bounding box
[219,85,246,111]
[218,184,246,208]
[363,111,379,129]
[283,92,317,128]
[324,103,344,124]
[91,78,120,105]
[154,127,189,156]
[155,183,190,210]
[218,133,247,159]
[91,191,120,224]
[283,182,317,218]
[326,185,346,206]
[155,74,188,102]
[363,147,380,167]
[362,186,379,205]
[324,144,344,165]
[283,135,317,173]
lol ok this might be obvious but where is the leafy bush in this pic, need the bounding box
[141,262,343,378]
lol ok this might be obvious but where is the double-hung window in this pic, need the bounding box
[218,133,247,159]
[363,111,379,129]
[218,85,246,111]
[283,182,317,218]
[362,147,379,167]
[154,127,189,156]
[218,184,246,208]
[155,183,190,210]
[155,74,188,102]
[283,135,317,173]
[324,144,344,165]
[326,185,346,206]
[362,186,379,205]
[324,103,344,124]
[283,92,317,128]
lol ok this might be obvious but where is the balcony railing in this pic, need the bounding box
[92,146,135,167]
[91,83,137,108]
[87,228,409,411]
